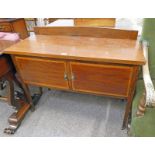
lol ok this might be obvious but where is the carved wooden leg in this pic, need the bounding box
[5,72,19,108]
[4,100,30,134]
[7,79,15,107]
[3,71,32,134]
[136,92,146,117]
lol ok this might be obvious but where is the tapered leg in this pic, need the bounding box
[122,88,136,130]
[122,99,132,129]
[122,80,138,130]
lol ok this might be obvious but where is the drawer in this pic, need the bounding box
[0,23,12,32]
[14,56,69,90]
[70,62,134,97]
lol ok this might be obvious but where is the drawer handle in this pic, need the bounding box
[71,74,75,80]
[64,73,75,81]
[64,73,68,81]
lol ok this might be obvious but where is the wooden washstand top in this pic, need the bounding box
[4,27,145,65]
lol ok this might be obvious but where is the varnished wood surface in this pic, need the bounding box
[74,18,116,27]
[70,62,132,97]
[0,23,12,32]
[12,55,138,99]
[34,27,138,40]
[0,56,10,77]
[4,27,145,129]
[14,56,69,89]
[0,40,17,53]
[4,34,145,65]
[0,18,29,39]
[11,19,29,39]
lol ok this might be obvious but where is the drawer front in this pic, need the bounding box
[14,57,69,89]
[70,62,133,97]
[0,23,12,32]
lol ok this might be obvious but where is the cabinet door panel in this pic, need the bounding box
[70,62,133,97]
[14,57,69,89]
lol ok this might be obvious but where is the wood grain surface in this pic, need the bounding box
[34,27,138,40]
[14,56,69,89]
[70,61,133,97]
[4,35,145,65]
